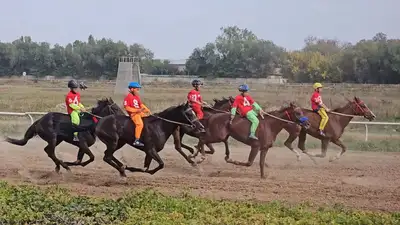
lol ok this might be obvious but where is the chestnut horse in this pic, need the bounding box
[282,96,376,162]
[192,102,310,178]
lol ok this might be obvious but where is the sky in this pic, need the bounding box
[0,0,398,60]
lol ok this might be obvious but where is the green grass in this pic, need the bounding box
[0,181,398,225]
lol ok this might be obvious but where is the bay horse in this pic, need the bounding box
[282,96,376,162]
[172,97,234,165]
[193,102,310,178]
[94,102,205,177]
[4,98,125,173]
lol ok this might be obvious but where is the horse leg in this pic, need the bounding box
[284,133,301,161]
[102,140,128,177]
[226,144,259,167]
[329,139,347,162]
[204,143,215,154]
[65,142,95,167]
[44,139,70,173]
[297,128,307,152]
[259,147,269,179]
[311,139,330,158]
[172,131,196,166]
[223,137,231,161]
[144,148,165,175]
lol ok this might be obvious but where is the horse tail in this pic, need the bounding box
[5,120,39,146]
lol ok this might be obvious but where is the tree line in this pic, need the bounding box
[0,27,399,83]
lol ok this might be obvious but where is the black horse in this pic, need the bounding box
[95,102,205,177]
[5,98,125,173]
[172,97,234,165]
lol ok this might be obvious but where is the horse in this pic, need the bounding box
[282,96,376,162]
[94,102,206,177]
[192,102,310,178]
[4,98,125,173]
[172,96,234,165]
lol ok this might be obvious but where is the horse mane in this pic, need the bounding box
[96,97,114,105]
[213,96,234,104]
[145,103,186,123]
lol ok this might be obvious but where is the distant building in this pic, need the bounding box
[169,59,187,72]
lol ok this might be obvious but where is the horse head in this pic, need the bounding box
[279,102,310,129]
[212,96,234,111]
[346,96,376,121]
[91,98,125,117]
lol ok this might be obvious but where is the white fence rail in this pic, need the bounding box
[0,111,399,141]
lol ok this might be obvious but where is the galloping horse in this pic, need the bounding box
[282,96,376,161]
[172,97,234,165]
[5,98,125,172]
[94,102,205,177]
[193,102,310,178]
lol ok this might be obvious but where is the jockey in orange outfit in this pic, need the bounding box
[123,82,151,147]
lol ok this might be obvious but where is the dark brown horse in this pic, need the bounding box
[94,102,205,177]
[192,102,310,178]
[4,98,125,173]
[282,96,376,162]
[172,97,234,165]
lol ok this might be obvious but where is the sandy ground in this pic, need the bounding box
[0,138,399,212]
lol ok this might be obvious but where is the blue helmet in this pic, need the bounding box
[128,82,141,89]
[238,84,249,92]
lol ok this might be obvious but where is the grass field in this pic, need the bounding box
[1,181,399,224]
[1,79,399,152]
[1,79,400,224]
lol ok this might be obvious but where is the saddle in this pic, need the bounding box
[71,112,98,132]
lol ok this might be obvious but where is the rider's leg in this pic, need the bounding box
[192,106,204,120]
[246,110,259,140]
[317,108,329,136]
[71,111,80,141]
[131,114,144,146]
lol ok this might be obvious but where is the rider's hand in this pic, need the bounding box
[229,115,234,124]
[140,108,146,112]
[80,107,86,112]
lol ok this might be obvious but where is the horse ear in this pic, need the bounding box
[213,98,218,103]
[354,96,359,102]
[109,97,114,103]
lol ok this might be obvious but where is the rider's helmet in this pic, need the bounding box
[68,80,79,89]
[313,82,323,90]
[128,81,141,89]
[191,79,203,87]
[238,84,249,92]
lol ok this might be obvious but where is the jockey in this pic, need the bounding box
[230,84,265,140]
[187,79,204,119]
[65,80,86,142]
[123,82,151,147]
[311,82,330,136]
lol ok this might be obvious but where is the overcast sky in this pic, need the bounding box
[0,0,398,59]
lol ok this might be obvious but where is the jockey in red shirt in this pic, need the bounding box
[311,82,330,136]
[187,79,204,120]
[65,80,86,142]
[230,84,265,140]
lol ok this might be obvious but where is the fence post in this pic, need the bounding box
[25,113,34,125]
[364,124,368,142]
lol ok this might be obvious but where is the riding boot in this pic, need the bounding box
[249,133,258,140]
[318,129,326,137]
[71,124,80,141]
[133,139,144,147]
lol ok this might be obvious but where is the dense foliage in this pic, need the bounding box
[1,27,400,83]
[0,181,399,224]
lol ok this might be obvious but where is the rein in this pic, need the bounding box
[149,114,195,127]
[262,111,295,124]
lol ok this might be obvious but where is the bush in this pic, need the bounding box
[0,181,399,224]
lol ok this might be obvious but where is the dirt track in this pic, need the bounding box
[1,138,399,212]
